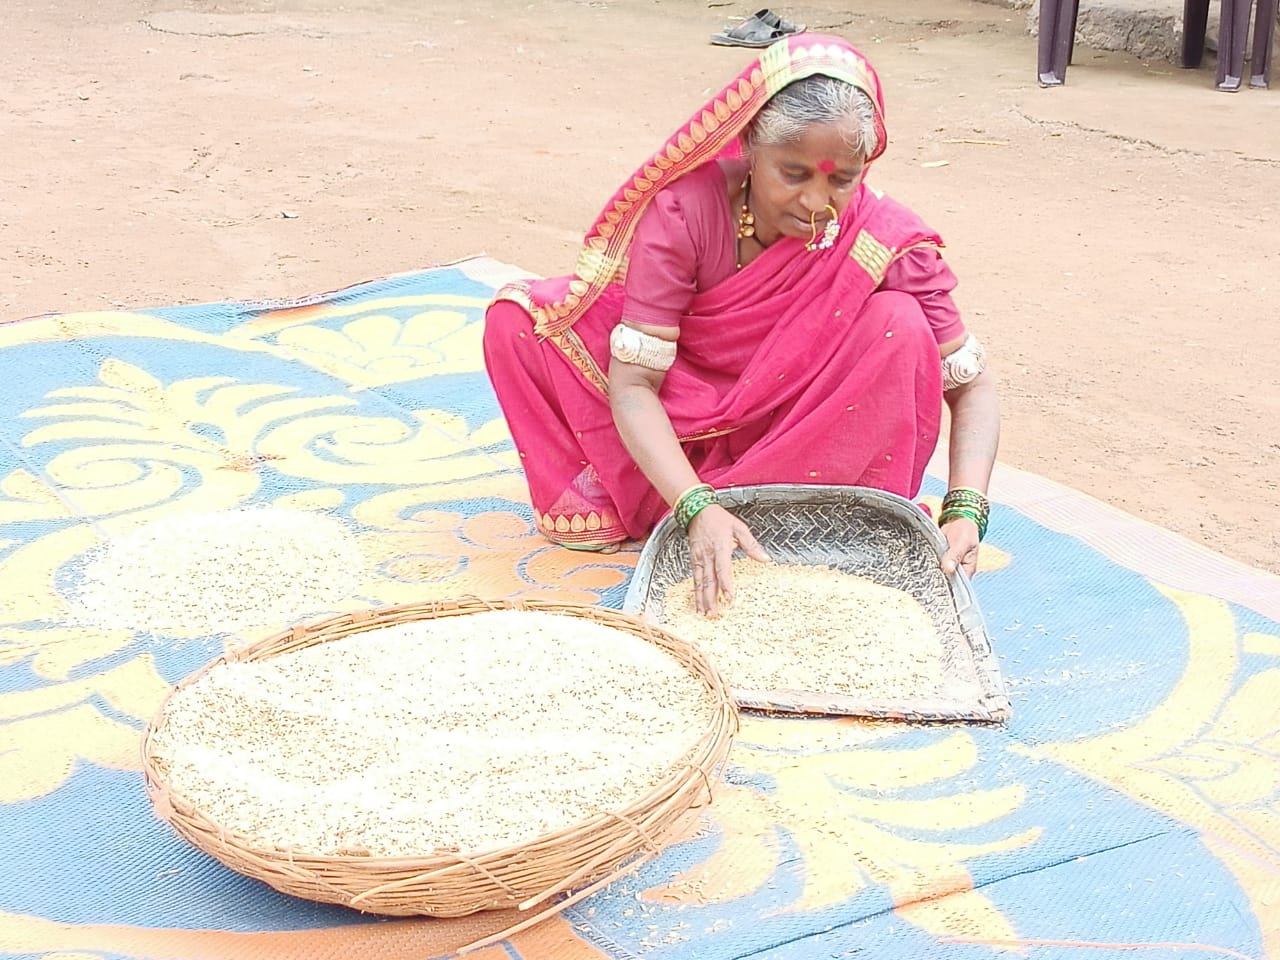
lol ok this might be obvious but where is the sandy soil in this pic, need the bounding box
[3,0,1277,575]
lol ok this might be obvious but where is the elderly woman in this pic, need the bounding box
[484,34,999,614]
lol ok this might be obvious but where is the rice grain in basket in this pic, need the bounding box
[149,609,720,858]
[661,559,944,700]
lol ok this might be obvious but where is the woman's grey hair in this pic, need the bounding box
[745,75,879,159]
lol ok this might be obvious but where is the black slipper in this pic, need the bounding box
[709,8,806,48]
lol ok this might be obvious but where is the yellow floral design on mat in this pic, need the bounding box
[21,358,347,520]
[0,626,132,680]
[0,469,150,682]
[0,353,536,807]
[227,293,492,388]
[0,488,97,632]
[0,656,171,803]
[350,504,633,608]
[646,717,1039,942]
[0,310,277,355]
[1042,585,1280,954]
[19,357,516,504]
[268,406,515,486]
[274,308,482,388]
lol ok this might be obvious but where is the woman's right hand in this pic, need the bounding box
[686,505,771,617]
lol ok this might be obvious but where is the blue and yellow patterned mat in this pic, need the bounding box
[2,258,1278,960]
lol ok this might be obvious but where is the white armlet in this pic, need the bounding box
[942,333,987,391]
[610,323,677,372]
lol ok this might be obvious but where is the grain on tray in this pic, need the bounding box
[148,610,716,857]
[71,507,364,637]
[660,559,943,700]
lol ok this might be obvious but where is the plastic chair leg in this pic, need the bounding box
[1055,2,1078,75]
[1038,0,1079,85]
[1067,1,1081,63]
[1217,0,1252,90]
[1181,0,1211,67]
[1038,0,1061,84]
[1251,0,1276,87]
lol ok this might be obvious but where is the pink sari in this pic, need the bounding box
[484,35,946,548]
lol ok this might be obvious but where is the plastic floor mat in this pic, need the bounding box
[1,257,1277,960]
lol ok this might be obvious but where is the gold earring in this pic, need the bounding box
[737,176,755,240]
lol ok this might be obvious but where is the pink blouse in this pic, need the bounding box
[620,161,966,344]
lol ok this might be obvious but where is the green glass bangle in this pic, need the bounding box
[673,483,718,529]
[673,483,711,514]
[943,497,988,513]
[939,504,986,522]
[939,505,988,541]
[941,487,989,541]
[939,506,984,523]
[677,489,718,528]
[942,486,989,511]
[678,491,718,529]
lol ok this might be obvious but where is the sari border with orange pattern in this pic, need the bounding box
[492,279,611,394]
[535,508,629,547]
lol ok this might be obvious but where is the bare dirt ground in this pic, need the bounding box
[3,0,1278,574]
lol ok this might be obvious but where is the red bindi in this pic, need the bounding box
[817,159,837,174]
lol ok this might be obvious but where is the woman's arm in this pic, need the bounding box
[609,322,768,615]
[608,327,698,506]
[937,333,1000,576]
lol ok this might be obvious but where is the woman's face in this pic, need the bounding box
[748,122,866,244]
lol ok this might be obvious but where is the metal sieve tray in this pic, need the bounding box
[622,484,1010,722]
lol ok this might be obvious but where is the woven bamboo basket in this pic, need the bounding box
[141,597,738,933]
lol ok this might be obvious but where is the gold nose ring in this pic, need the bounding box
[805,204,841,252]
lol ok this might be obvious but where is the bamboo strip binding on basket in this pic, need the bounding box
[141,597,738,928]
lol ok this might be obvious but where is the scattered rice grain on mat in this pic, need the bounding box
[661,560,943,700]
[71,507,364,637]
[149,610,715,856]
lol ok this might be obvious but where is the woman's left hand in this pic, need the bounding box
[939,516,980,579]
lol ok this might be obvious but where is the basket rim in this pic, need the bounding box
[141,596,738,872]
